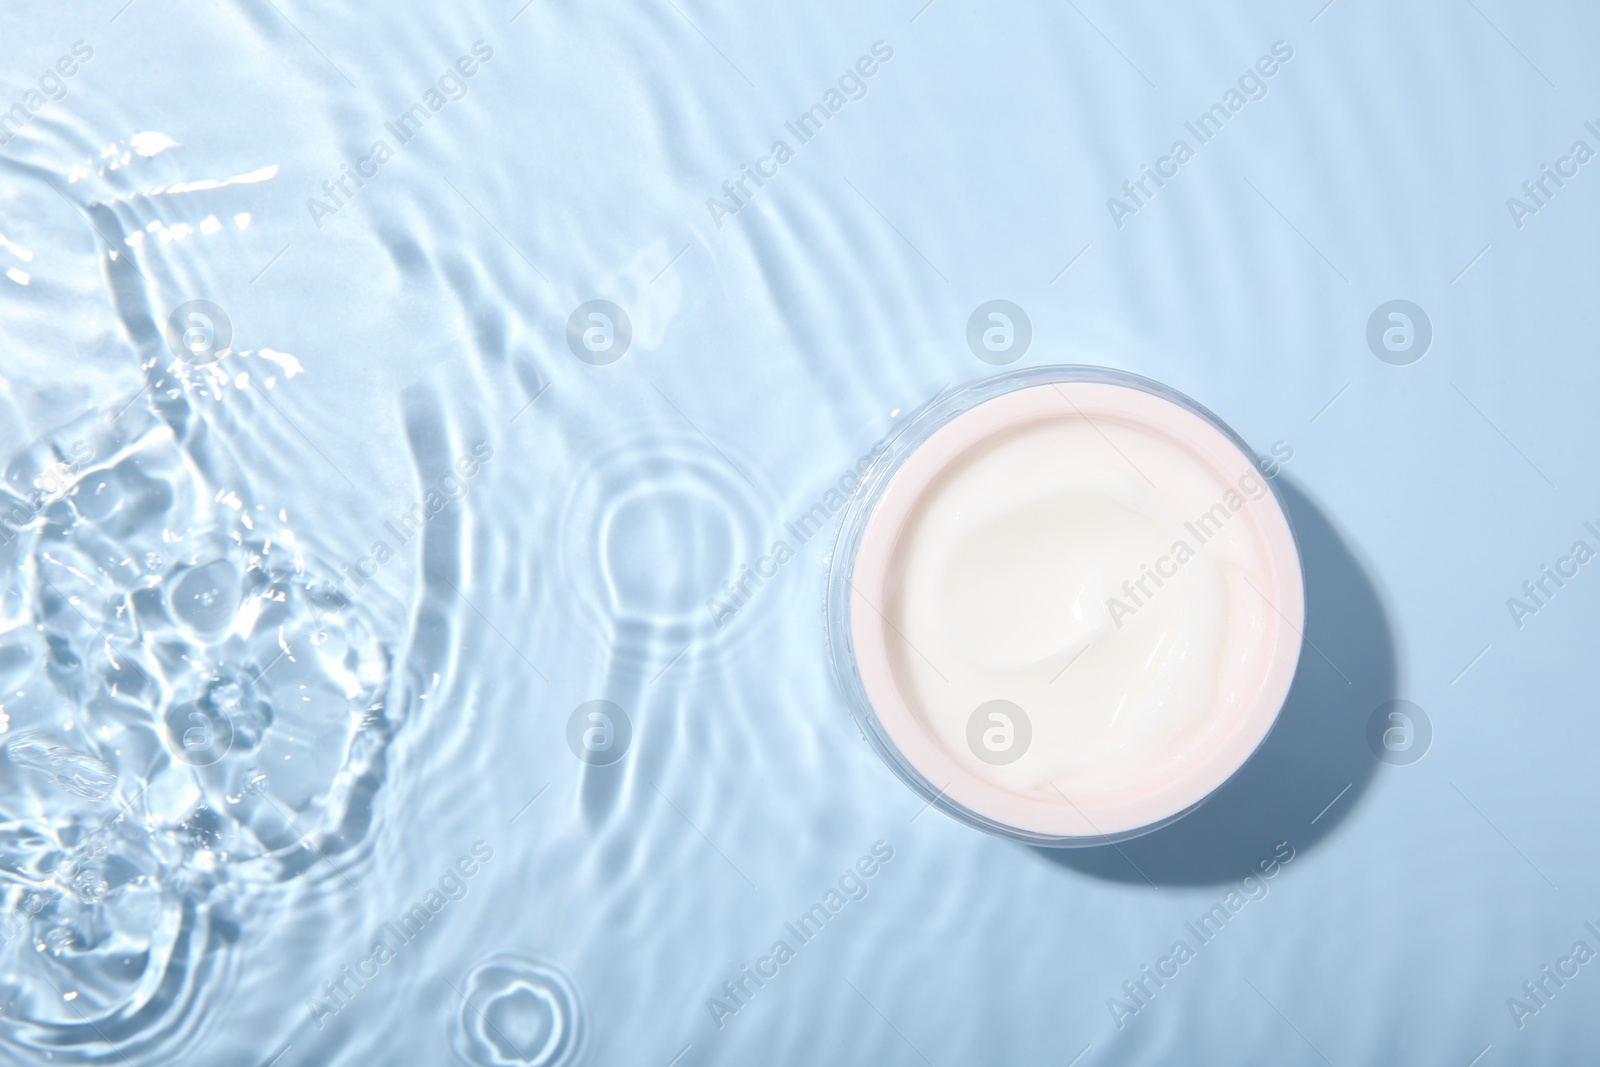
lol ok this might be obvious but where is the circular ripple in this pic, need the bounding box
[601,483,737,619]
[558,431,766,644]
[451,956,586,1067]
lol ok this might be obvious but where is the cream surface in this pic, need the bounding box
[882,415,1281,801]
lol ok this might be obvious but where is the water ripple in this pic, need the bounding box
[0,391,406,1056]
[556,429,766,657]
[450,955,585,1067]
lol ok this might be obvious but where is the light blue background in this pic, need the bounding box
[2,0,1598,1064]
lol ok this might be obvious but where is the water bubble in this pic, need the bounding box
[169,560,240,633]
[71,868,109,903]
[40,925,75,955]
[451,956,586,1067]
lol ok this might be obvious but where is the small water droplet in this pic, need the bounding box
[71,868,109,903]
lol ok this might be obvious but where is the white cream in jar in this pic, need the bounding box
[835,371,1304,842]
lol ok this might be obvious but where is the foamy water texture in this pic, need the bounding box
[3,0,1600,1064]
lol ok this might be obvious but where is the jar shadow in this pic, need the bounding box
[1032,477,1394,886]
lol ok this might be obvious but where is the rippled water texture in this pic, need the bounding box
[451,955,586,1067]
[5,0,1600,1064]
[0,388,408,1059]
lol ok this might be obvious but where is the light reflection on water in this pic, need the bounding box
[1,0,1578,1063]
